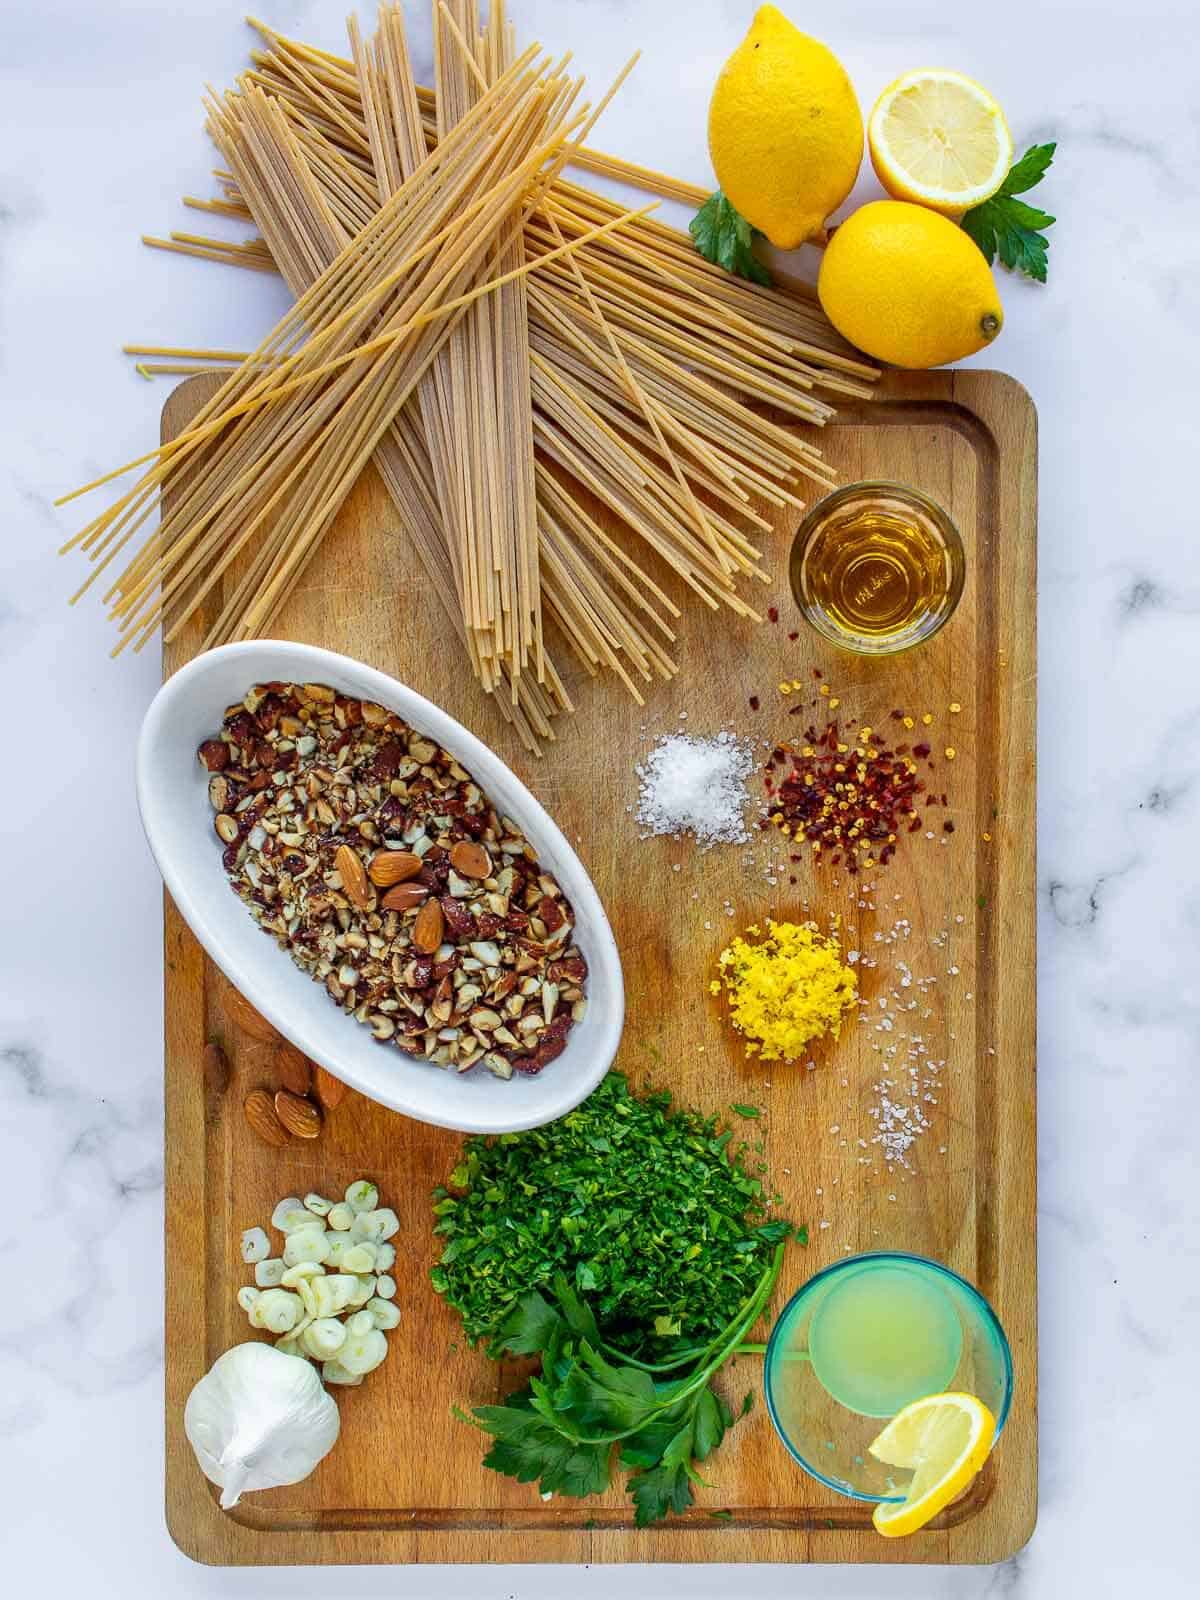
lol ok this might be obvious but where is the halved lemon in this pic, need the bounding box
[868,1391,996,1538]
[869,70,1013,216]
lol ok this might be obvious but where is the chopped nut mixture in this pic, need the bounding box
[198,682,587,1079]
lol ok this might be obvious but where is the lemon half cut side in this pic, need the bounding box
[868,1391,996,1538]
[869,69,1013,216]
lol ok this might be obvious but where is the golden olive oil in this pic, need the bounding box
[790,482,965,656]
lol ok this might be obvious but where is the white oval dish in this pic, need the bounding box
[137,641,624,1134]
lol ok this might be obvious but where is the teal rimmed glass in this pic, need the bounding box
[764,1251,1013,1504]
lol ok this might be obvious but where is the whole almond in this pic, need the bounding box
[412,896,445,954]
[382,881,430,913]
[214,813,239,844]
[203,1041,231,1097]
[368,849,423,887]
[313,1066,348,1111]
[449,840,492,879]
[273,1041,313,1097]
[335,844,371,911]
[275,1089,322,1139]
[244,1088,290,1147]
[225,987,280,1043]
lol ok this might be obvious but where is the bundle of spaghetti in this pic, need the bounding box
[63,39,620,674]
[298,16,780,621]
[212,18,854,510]
[182,14,876,400]
[208,9,668,745]
[106,8,889,750]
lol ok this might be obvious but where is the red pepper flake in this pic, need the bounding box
[748,695,760,711]
[943,820,955,834]
[912,742,932,759]
[763,715,943,873]
[767,605,779,624]
[788,630,800,641]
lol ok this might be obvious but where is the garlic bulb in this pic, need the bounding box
[184,1343,340,1509]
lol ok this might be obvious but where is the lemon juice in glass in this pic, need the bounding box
[764,1252,1013,1504]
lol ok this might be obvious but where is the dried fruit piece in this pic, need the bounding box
[273,1041,313,1097]
[224,987,281,1043]
[381,882,430,913]
[335,844,371,911]
[412,897,445,954]
[198,739,229,771]
[313,1066,348,1111]
[275,1089,323,1139]
[368,850,423,887]
[244,1088,290,1147]
[449,840,492,880]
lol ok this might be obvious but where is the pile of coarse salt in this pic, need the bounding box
[634,730,755,848]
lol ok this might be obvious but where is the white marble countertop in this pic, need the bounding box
[2,0,1196,1592]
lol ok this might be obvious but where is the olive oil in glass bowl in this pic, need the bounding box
[789,481,965,656]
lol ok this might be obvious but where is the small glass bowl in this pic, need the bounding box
[789,480,965,657]
[764,1251,1013,1504]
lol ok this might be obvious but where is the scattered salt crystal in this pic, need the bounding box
[634,731,754,847]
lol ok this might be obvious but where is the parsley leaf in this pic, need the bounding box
[690,191,772,286]
[1002,142,1056,194]
[487,1289,562,1358]
[730,1102,761,1118]
[961,143,1057,283]
[463,1244,791,1525]
[630,1456,694,1526]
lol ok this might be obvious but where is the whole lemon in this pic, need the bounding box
[817,200,1003,368]
[708,5,863,250]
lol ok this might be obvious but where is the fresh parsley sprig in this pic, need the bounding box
[689,190,772,286]
[460,1245,790,1526]
[962,143,1057,283]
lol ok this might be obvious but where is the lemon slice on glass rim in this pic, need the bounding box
[869,69,1013,216]
[868,1391,996,1538]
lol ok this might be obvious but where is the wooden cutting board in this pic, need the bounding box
[162,368,1037,1566]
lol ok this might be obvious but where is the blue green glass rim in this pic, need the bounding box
[762,1250,1015,1505]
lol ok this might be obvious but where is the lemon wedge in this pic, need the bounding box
[868,1391,996,1538]
[869,70,1013,216]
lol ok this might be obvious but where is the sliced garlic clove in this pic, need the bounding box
[282,1228,330,1268]
[321,1358,363,1387]
[339,1326,388,1375]
[254,1258,287,1288]
[301,1318,348,1361]
[340,1242,377,1275]
[366,1298,401,1331]
[271,1198,309,1233]
[256,1288,305,1334]
[345,1181,378,1214]
[280,1261,325,1287]
[240,1227,270,1264]
[346,1274,377,1308]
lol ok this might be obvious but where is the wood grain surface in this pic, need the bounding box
[162,368,1037,1566]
